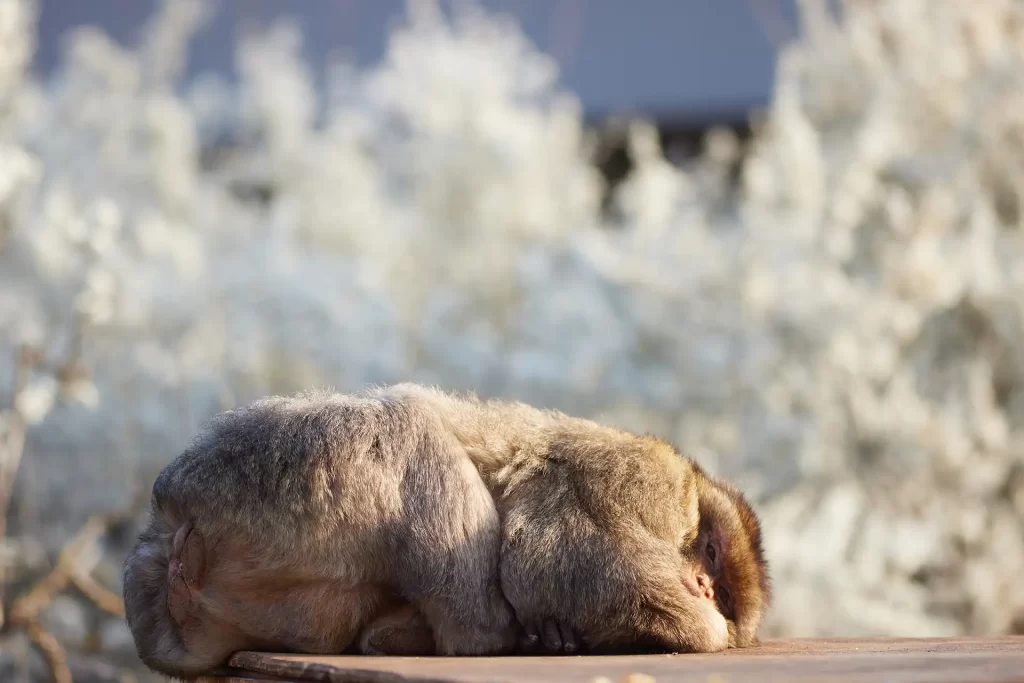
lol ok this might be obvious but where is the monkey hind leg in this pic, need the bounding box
[124,519,247,680]
[396,431,519,656]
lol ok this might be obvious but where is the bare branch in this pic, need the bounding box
[0,344,39,629]
[71,571,125,618]
[25,620,72,683]
[8,515,108,627]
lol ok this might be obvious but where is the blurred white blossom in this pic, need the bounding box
[15,375,57,425]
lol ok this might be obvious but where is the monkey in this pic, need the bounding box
[122,383,770,679]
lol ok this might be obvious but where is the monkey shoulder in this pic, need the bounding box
[496,423,697,543]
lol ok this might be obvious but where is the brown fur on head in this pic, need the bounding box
[688,464,771,648]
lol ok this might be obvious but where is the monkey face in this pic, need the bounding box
[690,477,772,649]
[683,527,735,620]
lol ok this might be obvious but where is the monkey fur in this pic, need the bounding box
[123,383,770,679]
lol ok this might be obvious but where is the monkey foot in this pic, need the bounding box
[519,619,580,655]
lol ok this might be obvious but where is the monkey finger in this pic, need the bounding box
[519,622,541,653]
[541,619,563,653]
[559,622,578,654]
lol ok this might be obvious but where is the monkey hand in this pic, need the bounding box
[699,598,730,652]
[519,618,580,655]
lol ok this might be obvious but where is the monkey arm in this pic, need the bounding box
[495,430,727,654]
[499,497,728,654]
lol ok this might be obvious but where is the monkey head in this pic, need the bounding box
[684,469,771,648]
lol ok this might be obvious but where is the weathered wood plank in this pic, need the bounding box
[199,637,1024,683]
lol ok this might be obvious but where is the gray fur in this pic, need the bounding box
[123,383,769,680]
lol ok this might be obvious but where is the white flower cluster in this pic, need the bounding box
[1,0,1022,647]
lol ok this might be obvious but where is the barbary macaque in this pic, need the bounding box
[123,384,770,680]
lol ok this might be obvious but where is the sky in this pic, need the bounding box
[33,0,801,125]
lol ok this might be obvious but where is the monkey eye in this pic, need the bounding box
[706,540,717,566]
[718,586,733,616]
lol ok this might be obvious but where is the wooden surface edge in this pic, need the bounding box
[229,650,486,683]
[213,637,1024,683]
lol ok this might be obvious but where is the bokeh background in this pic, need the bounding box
[2,0,1024,680]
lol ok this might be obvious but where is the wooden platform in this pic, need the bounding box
[200,637,1024,683]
